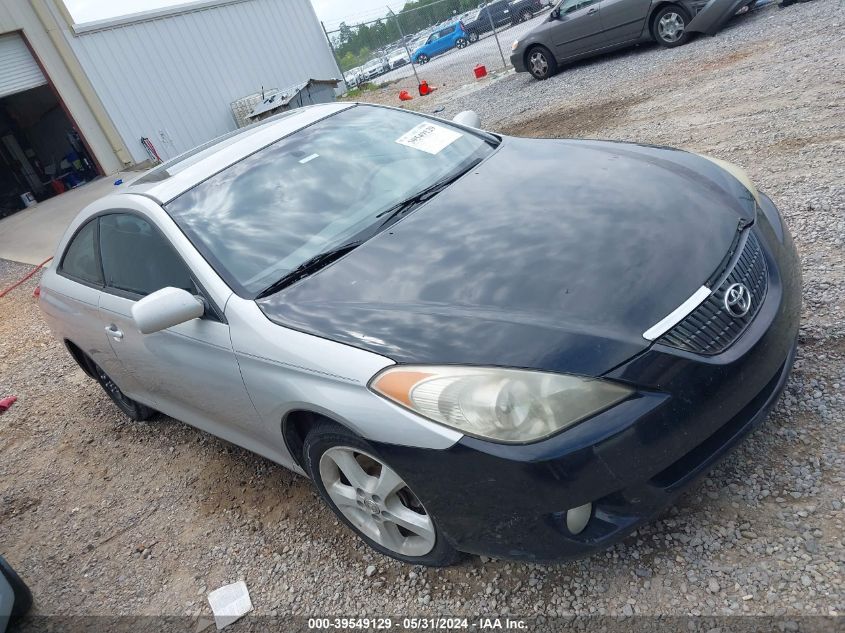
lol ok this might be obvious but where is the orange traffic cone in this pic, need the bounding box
[399,90,413,101]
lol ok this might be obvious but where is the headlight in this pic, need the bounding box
[697,154,761,206]
[511,40,520,51]
[370,366,632,443]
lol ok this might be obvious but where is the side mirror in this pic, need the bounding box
[550,8,560,19]
[131,287,205,334]
[453,110,481,128]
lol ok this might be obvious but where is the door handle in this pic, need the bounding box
[105,324,124,341]
[587,7,598,14]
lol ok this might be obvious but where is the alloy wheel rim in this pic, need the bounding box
[530,51,548,76]
[319,446,436,557]
[457,39,467,48]
[658,13,685,42]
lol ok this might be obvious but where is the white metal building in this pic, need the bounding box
[0,0,340,216]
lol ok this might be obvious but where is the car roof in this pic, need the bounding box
[123,102,354,205]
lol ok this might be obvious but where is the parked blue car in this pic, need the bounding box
[412,21,470,64]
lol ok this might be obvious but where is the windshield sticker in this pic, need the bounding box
[396,123,462,155]
[299,153,320,164]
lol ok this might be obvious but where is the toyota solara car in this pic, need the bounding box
[39,103,801,566]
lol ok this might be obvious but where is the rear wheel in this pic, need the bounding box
[455,37,468,49]
[416,53,430,64]
[304,422,461,566]
[652,5,691,47]
[468,30,480,43]
[526,45,557,80]
[92,361,157,421]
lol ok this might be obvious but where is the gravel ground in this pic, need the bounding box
[1,1,844,627]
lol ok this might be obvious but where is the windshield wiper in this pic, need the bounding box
[375,157,483,229]
[255,241,362,299]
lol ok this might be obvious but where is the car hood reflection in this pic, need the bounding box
[257,137,756,376]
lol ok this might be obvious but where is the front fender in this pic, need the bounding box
[687,0,753,35]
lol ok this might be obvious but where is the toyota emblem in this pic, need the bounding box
[724,283,752,318]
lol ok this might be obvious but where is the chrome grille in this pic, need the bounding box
[659,231,768,355]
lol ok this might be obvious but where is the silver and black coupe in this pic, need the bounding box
[39,103,801,565]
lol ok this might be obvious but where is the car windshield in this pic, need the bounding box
[165,105,496,297]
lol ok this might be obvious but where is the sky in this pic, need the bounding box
[63,0,405,28]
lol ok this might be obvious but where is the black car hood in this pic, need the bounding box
[257,137,756,376]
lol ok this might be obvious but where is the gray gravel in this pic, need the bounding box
[1,0,844,625]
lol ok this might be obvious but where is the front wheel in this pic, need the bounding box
[416,53,429,65]
[468,30,479,43]
[526,45,558,80]
[652,5,691,47]
[455,37,468,49]
[304,422,461,566]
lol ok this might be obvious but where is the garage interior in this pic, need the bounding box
[0,33,99,220]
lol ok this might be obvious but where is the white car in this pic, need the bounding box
[388,48,410,69]
[363,58,389,81]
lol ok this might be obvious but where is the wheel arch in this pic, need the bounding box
[282,409,352,472]
[64,339,96,379]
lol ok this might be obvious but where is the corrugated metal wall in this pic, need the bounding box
[63,0,341,163]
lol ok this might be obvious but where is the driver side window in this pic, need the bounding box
[560,0,594,13]
[98,213,196,298]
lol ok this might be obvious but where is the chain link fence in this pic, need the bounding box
[322,0,553,99]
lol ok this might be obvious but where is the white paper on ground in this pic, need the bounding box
[395,122,462,155]
[207,581,253,630]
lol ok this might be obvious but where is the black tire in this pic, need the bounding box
[0,556,33,622]
[91,361,157,421]
[416,53,429,65]
[468,30,479,43]
[651,4,692,48]
[526,45,558,80]
[303,421,461,567]
[455,37,468,49]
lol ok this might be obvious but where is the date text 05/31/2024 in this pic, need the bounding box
[307,618,528,630]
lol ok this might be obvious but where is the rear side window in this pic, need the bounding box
[60,219,103,285]
[98,214,195,297]
[440,26,455,37]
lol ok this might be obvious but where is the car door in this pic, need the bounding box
[42,218,123,377]
[433,27,454,53]
[548,0,608,58]
[600,0,651,44]
[94,211,261,438]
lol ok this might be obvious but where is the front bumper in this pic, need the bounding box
[510,50,527,73]
[372,194,801,561]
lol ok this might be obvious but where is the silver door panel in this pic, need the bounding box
[38,267,122,384]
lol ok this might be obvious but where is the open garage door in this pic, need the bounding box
[0,32,99,219]
[0,33,47,99]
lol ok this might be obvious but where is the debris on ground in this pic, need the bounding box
[207,581,253,630]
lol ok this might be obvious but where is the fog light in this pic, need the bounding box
[566,502,592,535]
